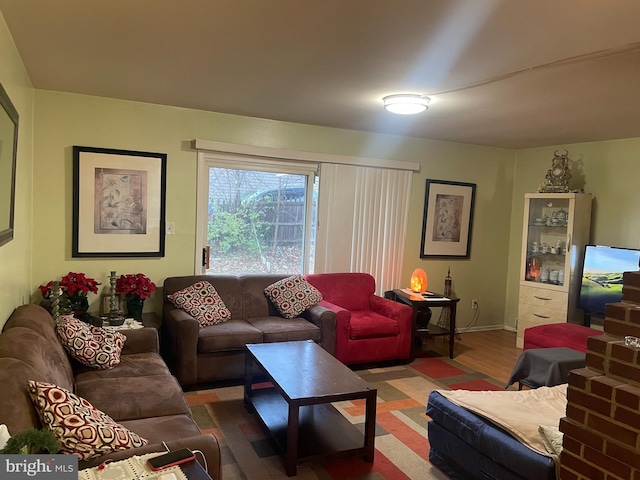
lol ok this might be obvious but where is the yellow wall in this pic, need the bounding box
[31,90,515,329]
[504,141,640,329]
[0,13,33,324]
[6,9,638,334]
[403,141,515,330]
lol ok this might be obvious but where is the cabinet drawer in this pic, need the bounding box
[517,302,567,324]
[519,285,568,310]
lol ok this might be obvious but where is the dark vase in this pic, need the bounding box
[68,295,89,317]
[126,296,144,321]
[39,299,52,313]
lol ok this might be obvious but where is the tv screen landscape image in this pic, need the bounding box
[578,245,640,316]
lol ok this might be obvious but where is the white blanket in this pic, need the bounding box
[437,384,567,458]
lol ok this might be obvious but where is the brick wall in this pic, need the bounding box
[560,271,640,480]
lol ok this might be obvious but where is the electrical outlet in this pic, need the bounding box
[471,299,479,310]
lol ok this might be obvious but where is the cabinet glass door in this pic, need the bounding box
[522,197,571,287]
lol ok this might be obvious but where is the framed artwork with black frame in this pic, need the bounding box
[420,179,476,258]
[0,81,19,248]
[72,146,167,257]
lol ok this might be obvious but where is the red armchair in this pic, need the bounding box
[304,273,413,365]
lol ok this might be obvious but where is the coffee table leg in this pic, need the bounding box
[363,388,377,462]
[448,303,457,359]
[243,352,254,411]
[286,403,299,476]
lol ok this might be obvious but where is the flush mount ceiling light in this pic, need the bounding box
[383,94,430,114]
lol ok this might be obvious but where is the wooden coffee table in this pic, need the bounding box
[244,340,377,476]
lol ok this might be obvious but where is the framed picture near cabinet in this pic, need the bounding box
[72,146,167,257]
[420,179,476,258]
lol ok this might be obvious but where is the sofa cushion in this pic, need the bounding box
[167,281,232,327]
[264,275,323,319]
[349,311,399,339]
[197,320,263,353]
[0,358,48,434]
[2,305,74,387]
[74,352,171,382]
[75,375,191,421]
[56,316,125,370]
[247,316,321,343]
[28,381,148,460]
[0,327,75,391]
[305,273,375,311]
[239,274,290,318]
[119,415,204,446]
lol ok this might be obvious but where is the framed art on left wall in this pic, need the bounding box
[72,146,167,257]
[0,82,19,248]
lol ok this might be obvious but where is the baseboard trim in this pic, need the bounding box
[461,325,513,333]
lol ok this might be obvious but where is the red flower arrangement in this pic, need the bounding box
[39,272,100,299]
[115,273,157,300]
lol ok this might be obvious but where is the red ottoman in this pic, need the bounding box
[523,323,603,353]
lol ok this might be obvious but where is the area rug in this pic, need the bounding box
[185,354,505,480]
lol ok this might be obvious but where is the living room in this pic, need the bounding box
[1,3,640,480]
[1,3,640,336]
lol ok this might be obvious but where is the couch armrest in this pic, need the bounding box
[79,434,222,480]
[300,304,336,356]
[121,328,160,355]
[370,295,413,326]
[162,305,200,387]
[316,300,351,350]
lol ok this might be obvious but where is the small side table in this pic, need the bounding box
[385,289,460,360]
[506,347,586,390]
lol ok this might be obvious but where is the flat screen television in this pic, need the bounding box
[578,245,640,318]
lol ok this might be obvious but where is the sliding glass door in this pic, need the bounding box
[196,156,317,275]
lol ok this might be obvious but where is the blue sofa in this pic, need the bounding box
[426,391,556,480]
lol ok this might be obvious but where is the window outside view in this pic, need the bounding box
[206,167,317,275]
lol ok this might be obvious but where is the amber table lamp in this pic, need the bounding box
[410,268,428,294]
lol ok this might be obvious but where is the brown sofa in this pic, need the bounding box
[162,274,337,388]
[0,304,221,478]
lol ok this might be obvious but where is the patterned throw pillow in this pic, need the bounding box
[28,381,148,460]
[264,275,323,319]
[56,316,125,370]
[167,281,232,327]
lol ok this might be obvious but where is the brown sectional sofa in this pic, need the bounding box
[163,274,337,388]
[0,304,221,478]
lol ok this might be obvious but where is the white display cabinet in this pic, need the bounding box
[516,193,592,348]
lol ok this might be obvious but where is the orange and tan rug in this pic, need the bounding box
[185,353,505,479]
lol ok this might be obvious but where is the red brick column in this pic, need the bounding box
[560,271,640,480]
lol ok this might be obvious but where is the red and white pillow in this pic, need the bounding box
[264,275,323,319]
[56,316,125,370]
[167,281,232,327]
[28,381,147,460]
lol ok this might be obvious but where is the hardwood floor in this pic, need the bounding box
[422,328,523,385]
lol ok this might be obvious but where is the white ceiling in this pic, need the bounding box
[2,0,640,149]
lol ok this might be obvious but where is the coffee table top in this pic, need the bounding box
[246,341,371,401]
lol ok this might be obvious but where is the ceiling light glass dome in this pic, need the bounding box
[383,94,430,114]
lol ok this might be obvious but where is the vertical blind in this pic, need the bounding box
[315,163,412,294]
